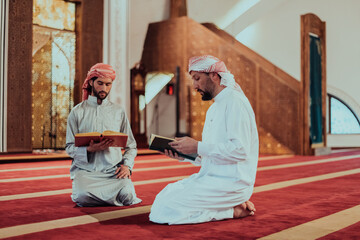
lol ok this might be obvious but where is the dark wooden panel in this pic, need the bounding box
[7,0,33,152]
[170,0,187,18]
[74,0,103,105]
[301,13,326,155]
[6,0,103,152]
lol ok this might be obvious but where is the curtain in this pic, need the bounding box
[309,35,323,146]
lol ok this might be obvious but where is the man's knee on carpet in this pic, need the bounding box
[117,183,136,205]
[72,190,100,207]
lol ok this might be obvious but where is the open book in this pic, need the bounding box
[149,134,198,161]
[75,130,128,147]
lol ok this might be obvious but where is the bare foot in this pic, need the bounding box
[245,200,256,212]
[233,201,256,218]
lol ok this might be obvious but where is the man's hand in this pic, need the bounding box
[115,165,131,179]
[164,149,184,161]
[87,139,113,152]
[168,137,198,154]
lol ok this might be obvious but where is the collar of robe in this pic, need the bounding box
[214,87,230,103]
[87,95,110,106]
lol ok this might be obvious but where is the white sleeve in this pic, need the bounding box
[179,156,202,166]
[119,110,137,171]
[198,101,253,164]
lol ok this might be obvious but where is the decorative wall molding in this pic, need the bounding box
[6,0,33,152]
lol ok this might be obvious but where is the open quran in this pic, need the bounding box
[75,130,128,147]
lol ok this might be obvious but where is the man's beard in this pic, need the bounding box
[198,90,213,101]
[93,89,108,100]
[198,76,214,101]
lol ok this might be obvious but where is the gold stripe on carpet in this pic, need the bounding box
[254,168,360,193]
[0,155,296,173]
[0,205,152,239]
[0,157,174,173]
[0,189,73,201]
[0,174,70,183]
[0,165,70,173]
[0,157,173,172]
[0,165,196,183]
[258,155,294,160]
[0,154,70,161]
[134,164,196,172]
[257,154,360,171]
[258,205,360,240]
[135,158,177,164]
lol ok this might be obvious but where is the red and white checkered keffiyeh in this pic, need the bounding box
[188,55,243,93]
[82,63,116,101]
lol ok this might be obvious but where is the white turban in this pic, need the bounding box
[188,55,243,93]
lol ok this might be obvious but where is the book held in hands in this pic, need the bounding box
[75,130,128,147]
[149,134,198,161]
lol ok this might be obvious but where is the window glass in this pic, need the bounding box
[32,0,75,149]
[330,96,360,134]
[33,0,75,31]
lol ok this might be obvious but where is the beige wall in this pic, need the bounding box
[129,0,170,67]
[236,0,360,118]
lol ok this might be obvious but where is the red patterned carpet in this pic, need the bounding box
[0,150,359,239]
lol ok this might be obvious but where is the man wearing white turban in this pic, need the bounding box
[150,55,259,224]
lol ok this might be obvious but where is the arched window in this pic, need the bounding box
[328,94,360,134]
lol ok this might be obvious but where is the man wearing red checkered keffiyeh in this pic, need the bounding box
[66,63,141,207]
[150,55,259,225]
[81,63,116,102]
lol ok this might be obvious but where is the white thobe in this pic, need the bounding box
[150,87,259,224]
[66,95,141,207]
